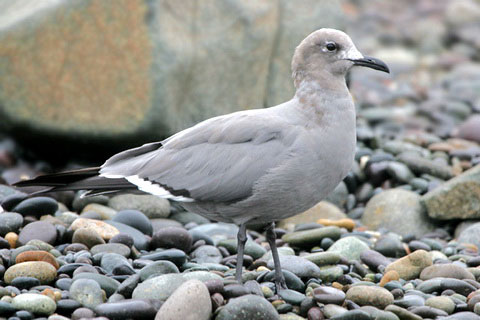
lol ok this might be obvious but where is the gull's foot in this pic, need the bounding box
[275,278,287,292]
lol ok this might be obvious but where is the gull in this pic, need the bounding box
[14,28,389,290]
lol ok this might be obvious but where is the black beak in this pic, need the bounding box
[350,56,390,73]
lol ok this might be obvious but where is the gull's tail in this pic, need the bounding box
[13,167,134,196]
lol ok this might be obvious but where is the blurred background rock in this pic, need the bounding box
[0,0,344,162]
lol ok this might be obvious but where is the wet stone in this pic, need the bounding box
[360,250,392,272]
[18,221,57,246]
[105,220,148,250]
[141,249,187,267]
[70,278,105,309]
[0,212,23,237]
[420,264,475,280]
[303,252,342,266]
[327,236,370,261]
[4,261,57,284]
[216,294,279,320]
[385,250,432,280]
[191,245,223,264]
[11,293,56,316]
[281,226,341,248]
[112,209,153,236]
[267,255,321,279]
[217,239,267,260]
[10,276,40,290]
[139,260,180,281]
[91,243,131,257]
[12,197,58,217]
[72,272,120,296]
[278,289,306,305]
[108,194,170,219]
[72,227,106,248]
[346,285,394,309]
[385,305,422,320]
[313,286,346,305]
[409,306,448,318]
[417,278,476,296]
[95,299,157,320]
[151,227,193,253]
[330,309,371,320]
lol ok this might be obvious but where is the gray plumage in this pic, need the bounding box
[14,28,389,290]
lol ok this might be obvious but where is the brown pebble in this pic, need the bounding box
[41,288,56,301]
[5,232,18,249]
[16,250,59,269]
[316,218,355,231]
[380,270,400,287]
[211,292,224,310]
[308,306,325,320]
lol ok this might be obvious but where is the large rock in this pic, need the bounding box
[277,201,346,230]
[421,165,480,220]
[0,0,343,156]
[362,189,437,237]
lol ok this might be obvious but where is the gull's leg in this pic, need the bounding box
[266,222,287,291]
[235,223,247,284]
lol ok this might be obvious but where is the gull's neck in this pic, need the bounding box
[294,73,351,112]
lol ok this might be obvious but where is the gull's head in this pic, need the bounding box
[292,28,389,87]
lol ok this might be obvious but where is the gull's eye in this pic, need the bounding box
[326,42,337,51]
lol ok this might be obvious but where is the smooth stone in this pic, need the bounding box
[151,218,183,233]
[70,278,105,309]
[109,233,135,248]
[170,211,210,226]
[18,221,57,246]
[327,236,369,261]
[108,194,170,219]
[105,220,148,250]
[11,293,56,316]
[362,189,436,238]
[4,261,56,284]
[72,273,120,296]
[267,255,320,278]
[56,299,82,314]
[394,295,425,308]
[72,227,105,248]
[0,212,23,237]
[374,233,407,258]
[360,306,400,320]
[317,265,344,283]
[409,306,448,318]
[263,270,305,292]
[132,274,185,301]
[421,164,480,219]
[156,280,211,320]
[385,250,432,280]
[55,278,72,291]
[281,226,341,248]
[15,250,59,269]
[95,299,157,320]
[458,222,480,250]
[10,276,40,290]
[360,250,391,272]
[91,243,131,257]
[313,286,345,305]
[261,247,295,261]
[440,312,480,320]
[278,289,305,305]
[217,239,267,260]
[116,273,140,298]
[12,197,58,217]
[151,227,193,253]
[330,309,371,320]
[188,223,238,244]
[70,218,119,240]
[420,264,475,280]
[303,252,342,266]
[323,304,348,318]
[191,245,223,264]
[346,285,394,309]
[135,271,221,300]
[0,300,15,315]
[139,260,180,281]
[385,305,422,320]
[81,203,117,220]
[425,296,455,314]
[277,201,347,231]
[397,153,453,180]
[100,252,132,274]
[216,294,279,320]
[112,209,153,236]
[416,277,476,296]
[141,249,187,266]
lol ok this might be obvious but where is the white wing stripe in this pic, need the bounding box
[125,175,194,202]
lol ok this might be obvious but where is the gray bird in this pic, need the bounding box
[14,28,389,290]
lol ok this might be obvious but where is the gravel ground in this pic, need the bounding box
[1,0,480,319]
